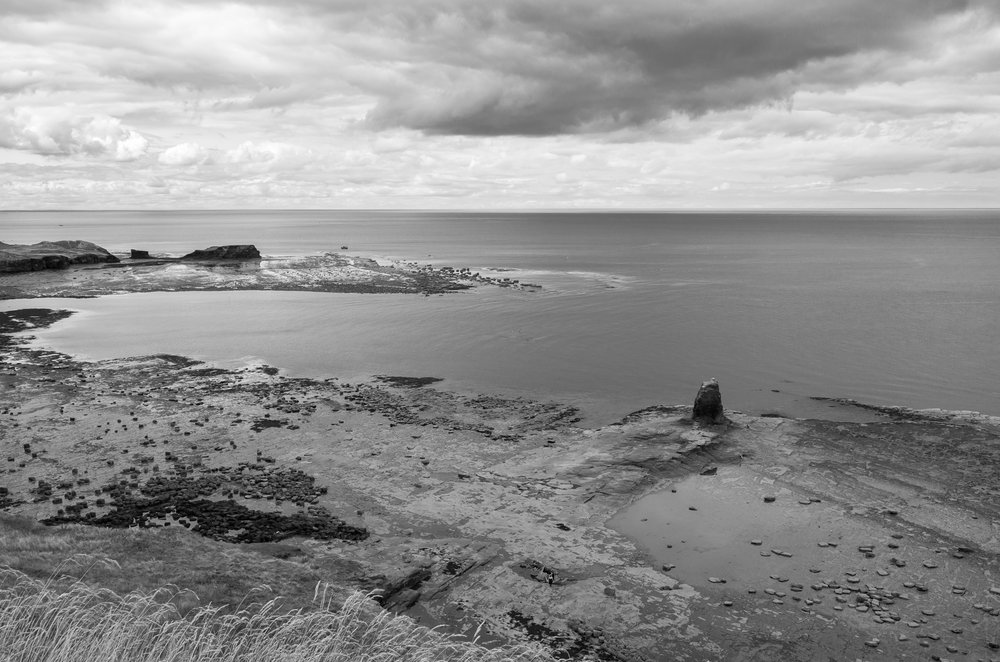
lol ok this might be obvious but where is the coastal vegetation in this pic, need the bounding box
[0,568,550,662]
[0,517,551,662]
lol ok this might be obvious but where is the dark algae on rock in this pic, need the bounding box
[37,461,368,543]
[43,496,367,543]
[0,308,75,342]
[374,375,445,388]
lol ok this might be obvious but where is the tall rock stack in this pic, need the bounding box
[692,378,726,425]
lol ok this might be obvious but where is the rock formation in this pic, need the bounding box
[180,245,261,260]
[0,240,120,273]
[129,249,151,259]
[692,378,725,424]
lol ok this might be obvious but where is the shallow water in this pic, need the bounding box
[2,209,998,421]
[606,468,867,590]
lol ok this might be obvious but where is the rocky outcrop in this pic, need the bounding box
[0,240,120,273]
[692,378,725,424]
[129,249,151,259]
[181,245,261,260]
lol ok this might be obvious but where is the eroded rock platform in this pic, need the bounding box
[2,307,1000,660]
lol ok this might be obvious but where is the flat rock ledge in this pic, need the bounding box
[5,315,999,660]
[181,245,261,260]
[0,240,119,273]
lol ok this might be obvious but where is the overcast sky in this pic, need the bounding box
[2,0,1000,209]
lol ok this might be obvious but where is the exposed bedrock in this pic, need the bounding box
[180,245,261,260]
[692,377,726,424]
[0,240,120,273]
[129,249,152,259]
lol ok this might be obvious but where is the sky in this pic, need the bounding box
[2,0,1000,209]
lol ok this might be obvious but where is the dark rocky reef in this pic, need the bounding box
[0,240,120,273]
[181,245,261,260]
[38,464,368,544]
[692,378,726,425]
[41,495,368,544]
[374,375,444,388]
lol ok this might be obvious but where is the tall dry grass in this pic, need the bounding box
[0,562,552,662]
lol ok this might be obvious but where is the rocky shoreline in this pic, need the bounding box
[0,241,540,299]
[3,249,1000,661]
[0,240,120,273]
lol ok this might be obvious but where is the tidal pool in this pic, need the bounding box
[606,466,874,591]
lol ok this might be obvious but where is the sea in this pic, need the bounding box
[2,209,998,424]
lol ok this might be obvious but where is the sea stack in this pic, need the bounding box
[692,378,725,425]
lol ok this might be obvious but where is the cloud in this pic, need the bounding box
[4,0,995,139]
[0,69,43,94]
[211,85,326,111]
[353,0,991,135]
[0,161,163,208]
[222,140,314,171]
[158,142,211,166]
[3,0,1000,208]
[0,109,149,160]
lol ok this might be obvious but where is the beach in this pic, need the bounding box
[3,246,1000,661]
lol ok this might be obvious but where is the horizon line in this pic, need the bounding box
[3,207,1000,213]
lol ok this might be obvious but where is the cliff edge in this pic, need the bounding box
[0,240,120,273]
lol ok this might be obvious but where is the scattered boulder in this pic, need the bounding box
[180,245,261,260]
[129,249,151,259]
[0,240,120,273]
[692,378,726,425]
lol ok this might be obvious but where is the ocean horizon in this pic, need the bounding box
[3,208,998,423]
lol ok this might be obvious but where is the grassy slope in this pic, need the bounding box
[0,568,550,662]
[0,515,328,614]
[0,515,552,662]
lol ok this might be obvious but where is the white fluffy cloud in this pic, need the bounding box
[0,109,148,160]
[158,142,211,166]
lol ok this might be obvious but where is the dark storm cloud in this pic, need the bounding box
[347,0,989,135]
[5,0,994,137]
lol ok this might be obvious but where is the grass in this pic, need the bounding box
[0,515,335,614]
[0,516,555,661]
[0,563,552,662]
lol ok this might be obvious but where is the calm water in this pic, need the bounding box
[2,210,999,423]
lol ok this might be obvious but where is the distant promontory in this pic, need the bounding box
[0,240,120,273]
